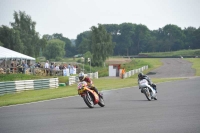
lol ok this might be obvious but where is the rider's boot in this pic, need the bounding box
[139,87,143,93]
[93,87,103,98]
[151,84,157,93]
[155,87,157,93]
[98,92,103,98]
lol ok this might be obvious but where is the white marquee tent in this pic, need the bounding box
[0,46,35,60]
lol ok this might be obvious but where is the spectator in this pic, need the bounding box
[10,61,15,73]
[22,61,28,74]
[44,60,49,75]
[54,64,60,75]
[30,63,35,75]
[121,67,126,79]
[68,64,71,75]
[59,64,63,70]
[68,64,71,69]
[70,65,74,75]
[55,64,60,71]
[36,62,41,68]
[49,62,55,76]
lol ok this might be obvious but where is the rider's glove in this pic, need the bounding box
[87,83,91,87]
[78,90,81,95]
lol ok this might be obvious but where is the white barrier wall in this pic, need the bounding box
[109,66,116,76]
[68,72,98,86]
[68,65,148,85]
[123,65,148,79]
[0,78,59,95]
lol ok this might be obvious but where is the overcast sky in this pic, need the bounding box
[0,0,200,39]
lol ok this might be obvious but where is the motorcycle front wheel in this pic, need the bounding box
[98,96,105,107]
[83,92,94,108]
[143,88,152,101]
[154,96,158,100]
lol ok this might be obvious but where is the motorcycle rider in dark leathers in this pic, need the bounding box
[138,72,157,93]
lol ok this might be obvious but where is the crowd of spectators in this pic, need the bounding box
[0,60,78,76]
[35,60,78,76]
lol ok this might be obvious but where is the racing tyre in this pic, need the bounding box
[154,96,157,100]
[98,96,105,107]
[83,93,94,108]
[143,88,151,101]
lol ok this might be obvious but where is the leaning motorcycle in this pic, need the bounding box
[138,79,157,101]
[77,81,105,108]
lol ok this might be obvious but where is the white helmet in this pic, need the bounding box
[78,72,85,81]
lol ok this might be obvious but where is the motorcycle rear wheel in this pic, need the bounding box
[83,93,94,108]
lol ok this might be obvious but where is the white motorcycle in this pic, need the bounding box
[138,79,157,101]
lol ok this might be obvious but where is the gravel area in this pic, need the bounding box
[146,58,195,78]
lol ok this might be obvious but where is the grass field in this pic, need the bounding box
[0,57,199,107]
[140,49,200,57]
[185,58,200,76]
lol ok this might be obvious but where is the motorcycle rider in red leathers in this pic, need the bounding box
[78,72,102,97]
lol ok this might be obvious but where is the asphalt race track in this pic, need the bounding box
[147,58,195,78]
[0,58,200,133]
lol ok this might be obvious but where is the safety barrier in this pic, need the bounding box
[0,78,58,95]
[123,65,148,78]
[86,72,98,79]
[68,76,78,86]
[68,72,98,86]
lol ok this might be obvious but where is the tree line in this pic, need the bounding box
[77,23,200,56]
[0,11,200,67]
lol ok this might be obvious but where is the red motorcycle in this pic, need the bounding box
[77,81,105,108]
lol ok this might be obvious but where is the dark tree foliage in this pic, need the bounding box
[75,31,91,54]
[0,11,46,58]
[10,11,46,57]
[1,10,200,64]
[43,33,76,57]
[90,24,115,66]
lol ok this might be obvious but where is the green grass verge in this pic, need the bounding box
[0,77,185,107]
[0,58,192,107]
[141,49,200,57]
[0,74,47,81]
[185,58,200,76]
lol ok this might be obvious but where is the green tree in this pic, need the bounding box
[76,31,91,54]
[43,33,75,57]
[90,24,115,66]
[118,23,136,55]
[133,24,150,54]
[43,39,65,60]
[0,25,23,52]
[78,37,90,54]
[43,34,54,41]
[84,51,92,64]
[162,24,185,51]
[10,11,46,57]
[0,41,3,46]
[192,28,200,49]
[103,24,121,55]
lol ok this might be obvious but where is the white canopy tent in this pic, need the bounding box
[0,46,35,60]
